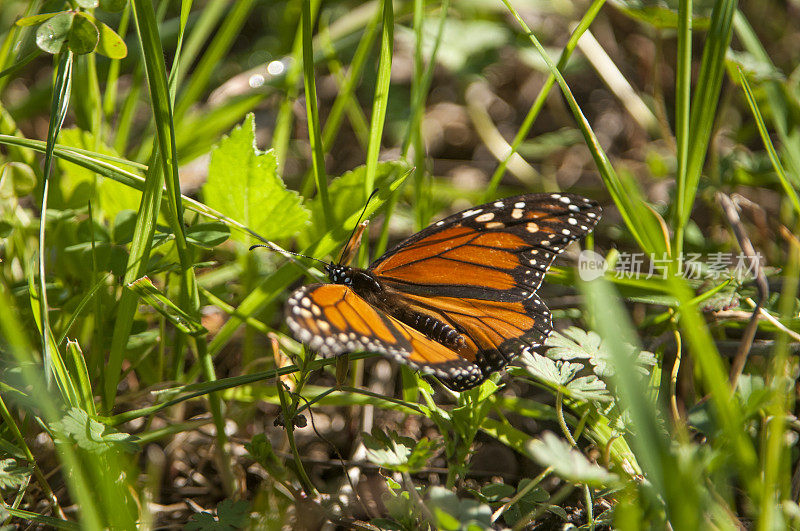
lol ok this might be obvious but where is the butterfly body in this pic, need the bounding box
[323,264,467,348]
[285,193,601,391]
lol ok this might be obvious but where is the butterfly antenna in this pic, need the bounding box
[249,243,329,267]
[338,188,380,265]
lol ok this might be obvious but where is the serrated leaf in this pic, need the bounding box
[546,327,656,379]
[363,428,436,473]
[52,408,139,454]
[96,21,127,59]
[203,114,309,243]
[0,459,32,489]
[565,375,610,402]
[35,11,73,54]
[526,431,618,487]
[517,351,582,386]
[75,0,98,8]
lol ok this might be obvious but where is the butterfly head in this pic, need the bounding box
[325,263,384,294]
[325,264,353,286]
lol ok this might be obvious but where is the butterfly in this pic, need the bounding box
[283,193,601,391]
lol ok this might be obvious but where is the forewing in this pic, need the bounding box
[285,284,484,388]
[371,193,601,301]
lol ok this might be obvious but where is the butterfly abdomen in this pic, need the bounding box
[397,307,465,348]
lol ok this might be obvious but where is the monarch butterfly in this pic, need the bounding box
[282,193,600,391]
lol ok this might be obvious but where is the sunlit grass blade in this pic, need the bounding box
[105,147,164,411]
[737,67,800,216]
[672,0,692,253]
[758,229,800,529]
[128,276,207,335]
[666,273,760,503]
[38,50,73,387]
[501,0,666,257]
[483,0,606,200]
[1,285,105,528]
[580,276,704,529]
[173,0,256,121]
[674,0,735,254]
[301,0,331,227]
[734,11,800,196]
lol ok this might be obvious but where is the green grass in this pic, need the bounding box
[1,0,799,528]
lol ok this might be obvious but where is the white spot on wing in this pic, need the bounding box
[475,212,495,222]
[462,208,483,218]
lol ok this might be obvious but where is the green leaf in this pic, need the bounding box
[426,486,493,531]
[479,483,515,502]
[244,434,288,483]
[96,21,128,59]
[503,479,549,526]
[526,431,618,487]
[362,428,437,473]
[55,128,142,217]
[419,19,509,72]
[203,114,309,243]
[52,408,139,454]
[0,162,36,198]
[75,0,99,8]
[99,0,128,11]
[185,499,250,530]
[0,458,32,489]
[15,12,59,27]
[186,222,230,249]
[35,11,74,54]
[68,13,99,55]
[608,0,713,29]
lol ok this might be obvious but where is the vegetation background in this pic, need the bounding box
[1,0,799,528]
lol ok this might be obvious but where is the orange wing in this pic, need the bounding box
[368,193,601,386]
[285,284,485,390]
[388,291,552,382]
[371,193,601,302]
